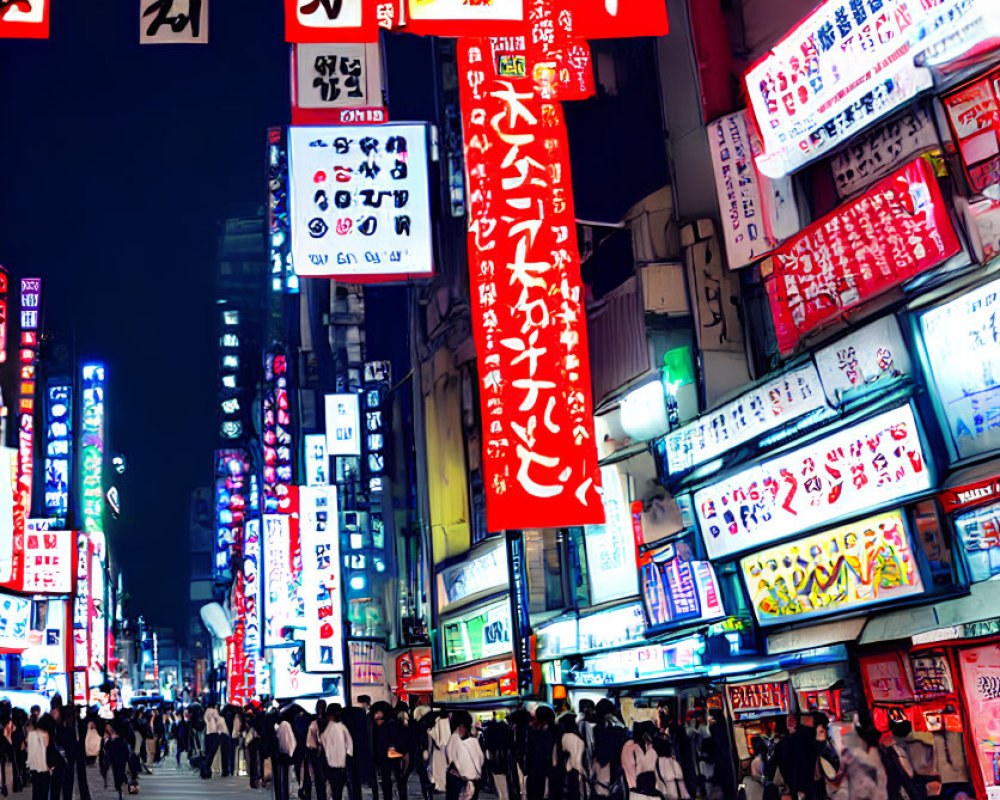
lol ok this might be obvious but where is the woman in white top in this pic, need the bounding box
[320,705,355,800]
[26,719,52,800]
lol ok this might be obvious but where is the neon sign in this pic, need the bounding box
[80,365,106,552]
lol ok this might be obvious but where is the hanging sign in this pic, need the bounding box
[139,0,208,43]
[460,38,603,531]
[404,0,523,36]
[291,43,385,126]
[263,512,304,647]
[920,278,1000,461]
[742,509,924,626]
[696,404,932,560]
[288,124,434,280]
[814,316,912,404]
[765,157,960,354]
[284,0,378,43]
[943,65,1000,195]
[830,106,939,199]
[744,0,933,178]
[0,0,48,38]
[664,364,828,475]
[639,540,724,630]
[243,519,262,660]
[300,486,343,672]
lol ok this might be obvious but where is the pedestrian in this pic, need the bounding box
[560,713,587,800]
[842,728,888,800]
[526,706,559,800]
[275,709,298,800]
[589,701,627,800]
[410,707,437,800]
[25,717,51,800]
[306,700,329,800]
[243,707,261,789]
[371,704,404,800]
[342,700,371,800]
[220,705,236,778]
[202,702,222,779]
[320,705,353,800]
[172,710,188,770]
[445,711,483,800]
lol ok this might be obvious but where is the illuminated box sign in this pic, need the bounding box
[639,541,725,631]
[79,365,106,547]
[139,0,207,43]
[664,364,828,475]
[73,533,89,672]
[15,279,42,560]
[433,657,517,704]
[435,538,508,614]
[324,394,360,456]
[565,637,703,687]
[813,316,912,404]
[958,643,1000,794]
[577,602,647,653]
[291,43,384,125]
[744,0,933,179]
[22,529,72,594]
[584,467,638,605]
[943,67,1000,195]
[89,550,105,686]
[0,265,7,364]
[44,383,72,525]
[0,0,49,38]
[271,645,341,700]
[460,38,603,532]
[266,127,296,294]
[765,157,960,354]
[696,404,932,560]
[263,350,293,514]
[941,476,1000,514]
[263,510,304,647]
[349,640,387,686]
[535,617,578,660]
[954,499,1000,583]
[911,0,1000,69]
[214,449,249,577]
[0,591,31,649]
[300,485,343,673]
[242,518,262,658]
[287,124,434,280]
[741,509,924,626]
[304,433,328,487]
[728,682,789,720]
[441,597,512,668]
[218,309,244,441]
[284,0,378,43]
[920,278,1000,461]
[363,381,386,493]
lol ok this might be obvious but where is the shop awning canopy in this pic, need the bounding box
[766,617,868,655]
[859,582,1000,645]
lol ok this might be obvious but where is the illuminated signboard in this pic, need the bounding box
[814,316,912,404]
[912,0,1000,70]
[21,599,68,699]
[954,499,1000,583]
[741,510,924,626]
[89,550,105,687]
[435,538,508,614]
[304,433,328,487]
[0,448,16,586]
[291,43,385,125]
[959,642,1000,794]
[535,617,578,660]
[696,404,932,560]
[139,0,208,44]
[944,67,1000,194]
[263,511,304,647]
[363,372,387,494]
[218,309,244,441]
[0,265,7,363]
[270,645,342,700]
[242,518,261,690]
[0,592,30,649]
[577,602,647,653]
[266,127,297,293]
[15,278,42,566]
[920,278,1000,461]
[664,364,828,475]
[287,124,434,280]
[214,449,249,577]
[460,38,603,532]
[283,0,377,43]
[433,657,517,704]
[583,467,638,606]
[79,365,106,551]
[22,529,72,594]
[44,383,72,525]
[263,349,293,514]
[441,598,512,668]
[765,157,960,354]
[300,486,343,673]
[0,0,49,38]
[728,682,789,721]
[324,394,361,456]
[566,637,703,687]
[639,540,724,631]
[72,533,88,674]
[744,0,933,178]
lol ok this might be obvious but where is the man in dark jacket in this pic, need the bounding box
[773,713,816,800]
[343,700,373,800]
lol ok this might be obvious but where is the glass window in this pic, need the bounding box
[524,529,566,616]
[441,599,512,667]
[583,466,639,605]
[955,499,1000,583]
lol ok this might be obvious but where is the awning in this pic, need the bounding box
[789,663,849,693]
[859,582,1000,645]
[767,617,867,655]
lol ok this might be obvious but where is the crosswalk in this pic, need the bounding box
[85,763,267,798]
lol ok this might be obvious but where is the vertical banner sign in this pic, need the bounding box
[507,532,532,694]
[300,486,343,672]
[89,548,105,688]
[242,518,261,693]
[139,0,208,43]
[959,643,1000,796]
[459,38,603,531]
[80,365,106,557]
[765,157,961,354]
[291,43,386,126]
[304,433,328,487]
[263,512,304,646]
[363,378,386,494]
[73,533,89,677]
[0,448,17,585]
[44,383,72,526]
[214,450,249,577]
[218,309,244,440]
[324,394,361,456]
[229,575,246,705]
[15,278,42,579]
[0,265,7,363]
[266,128,296,294]
[263,350,293,514]
[22,529,72,593]
[0,0,49,38]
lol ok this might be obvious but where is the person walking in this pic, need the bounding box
[203,703,223,779]
[320,705,353,800]
[445,712,483,800]
[25,717,52,800]
[342,701,371,800]
[275,710,298,800]
[244,707,262,789]
[306,700,329,800]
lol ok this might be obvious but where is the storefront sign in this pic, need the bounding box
[861,653,913,703]
[15,278,41,572]
[43,383,71,526]
[639,541,724,630]
[565,637,703,687]
[944,66,1000,194]
[535,617,578,660]
[432,657,517,704]
[22,529,72,594]
[696,404,931,560]
[300,486,343,672]
[910,652,953,698]
[814,316,912,403]
[583,467,638,605]
[324,394,360,457]
[664,364,827,475]
[744,0,933,179]
[460,38,603,532]
[578,603,647,653]
[395,649,432,700]
[72,534,89,673]
[288,124,434,280]
[266,127,294,293]
[959,643,1000,794]
[920,278,1000,460]
[283,0,377,43]
[742,510,924,626]
[0,0,49,38]
[766,157,960,354]
[441,598,512,667]
[270,645,336,699]
[941,476,1000,513]
[830,106,939,199]
[955,499,1000,583]
[0,592,30,649]
[728,681,789,720]
[243,519,261,660]
[79,364,105,555]
[213,449,249,577]
[914,0,1000,70]
[292,43,384,125]
[349,641,387,686]
[436,538,508,614]
[263,512,304,647]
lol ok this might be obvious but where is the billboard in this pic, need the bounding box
[300,486,343,672]
[441,598,513,668]
[304,434,328,487]
[639,539,724,631]
[741,509,924,626]
[263,512,304,647]
[696,404,932,560]
[435,538,508,614]
[22,529,72,594]
[324,394,360,456]
[288,124,434,280]
[16,278,42,563]
[43,383,71,525]
[920,278,1000,461]
[813,316,912,404]
[583,467,638,606]
[765,158,960,354]
[460,38,603,531]
[291,42,384,125]
[79,365,106,551]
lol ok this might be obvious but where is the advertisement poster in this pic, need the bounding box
[741,510,924,625]
[744,0,933,178]
[639,539,724,630]
[959,643,1000,792]
[944,66,1000,194]
[862,653,914,703]
[920,278,1000,460]
[583,467,638,605]
[300,486,343,673]
[696,405,932,560]
[460,38,603,531]
[954,499,1000,583]
[664,364,827,475]
[263,513,304,647]
[288,124,434,280]
[441,599,512,667]
[814,316,912,404]
[765,157,960,354]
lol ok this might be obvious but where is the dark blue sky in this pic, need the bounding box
[0,1,290,631]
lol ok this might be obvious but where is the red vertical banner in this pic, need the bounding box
[459,37,603,532]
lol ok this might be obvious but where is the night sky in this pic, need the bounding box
[0,2,291,632]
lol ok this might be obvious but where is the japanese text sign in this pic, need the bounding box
[285,0,377,42]
[139,0,207,44]
[696,404,932,560]
[744,0,933,178]
[22,529,72,594]
[44,384,72,526]
[920,278,1000,461]
[292,43,385,126]
[814,315,912,403]
[300,486,343,672]
[741,509,924,626]
[79,365,105,548]
[0,0,48,38]
[288,124,434,280]
[943,66,1000,195]
[765,157,960,354]
[405,0,523,36]
[325,393,361,456]
[664,364,828,475]
[459,38,603,531]
[728,682,789,719]
[263,513,304,647]
[242,518,262,659]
